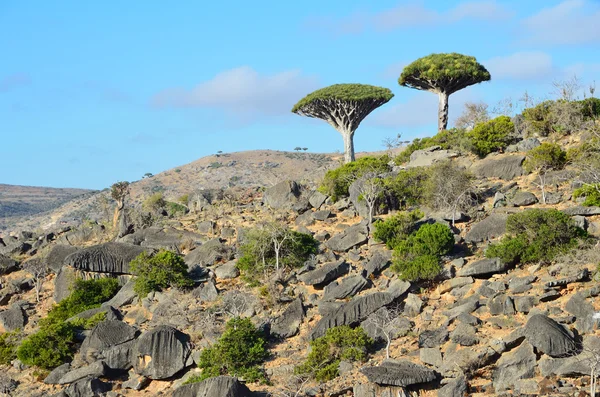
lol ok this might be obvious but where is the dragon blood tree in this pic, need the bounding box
[399,53,491,132]
[292,84,394,163]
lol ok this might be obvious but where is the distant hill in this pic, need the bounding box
[1,149,359,233]
[0,184,96,232]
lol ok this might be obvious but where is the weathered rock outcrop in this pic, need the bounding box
[298,260,350,287]
[173,376,252,397]
[464,213,508,243]
[323,275,369,300]
[361,360,436,387]
[65,242,149,274]
[133,325,193,379]
[493,342,536,393]
[80,320,138,361]
[524,314,578,357]
[270,298,305,339]
[45,245,79,273]
[326,222,369,252]
[471,154,525,180]
[457,258,509,278]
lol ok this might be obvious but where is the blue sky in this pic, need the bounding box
[1,0,599,189]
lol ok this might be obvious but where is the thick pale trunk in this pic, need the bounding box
[341,130,355,163]
[438,92,449,132]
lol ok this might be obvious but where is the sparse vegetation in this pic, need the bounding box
[0,331,20,366]
[373,209,423,249]
[193,317,268,383]
[319,155,391,201]
[129,250,194,297]
[523,143,567,204]
[486,209,586,265]
[573,184,600,207]
[391,223,454,281]
[295,326,371,382]
[17,322,76,370]
[468,115,515,157]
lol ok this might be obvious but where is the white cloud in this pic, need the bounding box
[485,51,554,80]
[151,66,319,117]
[306,1,512,35]
[520,0,600,46]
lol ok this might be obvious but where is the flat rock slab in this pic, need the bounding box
[362,251,391,276]
[471,154,525,181]
[465,213,508,243]
[298,260,349,287]
[562,206,600,216]
[361,359,436,387]
[323,275,369,300]
[510,191,538,206]
[457,258,508,278]
[493,341,536,393]
[524,314,578,357]
[80,320,138,357]
[326,222,369,252]
[270,298,305,339]
[0,306,26,331]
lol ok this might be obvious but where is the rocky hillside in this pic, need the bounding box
[2,150,343,234]
[0,185,95,232]
[2,127,600,397]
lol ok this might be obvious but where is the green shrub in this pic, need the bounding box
[295,326,371,382]
[382,167,429,208]
[68,311,107,330]
[573,184,600,207]
[0,330,20,365]
[42,278,120,327]
[237,228,318,282]
[197,317,268,383]
[17,322,76,370]
[129,250,194,297]
[578,97,600,119]
[166,201,188,217]
[319,156,391,201]
[486,209,585,265]
[522,100,585,136]
[523,143,567,174]
[468,116,515,157]
[522,100,554,136]
[373,209,423,249]
[391,223,454,281]
[143,192,166,213]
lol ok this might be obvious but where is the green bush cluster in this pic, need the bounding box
[295,326,371,382]
[579,97,600,119]
[522,99,594,137]
[319,156,390,201]
[523,142,567,174]
[573,184,600,207]
[237,228,318,283]
[486,209,585,265]
[391,223,455,281]
[468,116,515,157]
[373,209,423,249]
[16,278,120,370]
[129,250,194,297]
[0,330,20,365]
[382,167,430,208]
[194,317,268,383]
[166,201,188,217]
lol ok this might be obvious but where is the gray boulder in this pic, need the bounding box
[65,378,111,397]
[457,258,509,278]
[262,180,309,212]
[103,278,137,308]
[118,226,188,252]
[326,222,369,252]
[309,292,397,340]
[420,348,443,368]
[362,251,391,276]
[472,154,526,180]
[404,293,423,317]
[192,280,219,302]
[361,359,436,387]
[133,325,193,379]
[353,383,409,397]
[565,292,600,334]
[65,242,149,274]
[214,261,239,280]
[53,266,77,303]
[44,363,71,384]
[407,146,458,168]
[270,298,305,339]
[510,191,538,207]
[298,260,349,287]
[185,239,232,268]
[323,275,369,300]
[0,254,19,275]
[438,375,467,397]
[493,342,536,393]
[419,328,449,348]
[173,376,252,397]
[309,191,328,209]
[524,314,578,357]
[450,324,478,346]
[506,138,540,153]
[464,213,508,243]
[361,309,413,342]
[312,210,331,221]
[80,320,138,360]
[0,305,26,331]
[58,361,107,385]
[45,245,79,273]
[487,294,516,316]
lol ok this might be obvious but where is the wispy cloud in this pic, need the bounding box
[0,73,30,92]
[305,1,512,35]
[485,51,555,80]
[151,66,319,118]
[520,0,600,46]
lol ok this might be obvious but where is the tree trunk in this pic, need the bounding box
[386,338,391,359]
[539,174,546,204]
[341,129,355,163]
[438,91,449,132]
